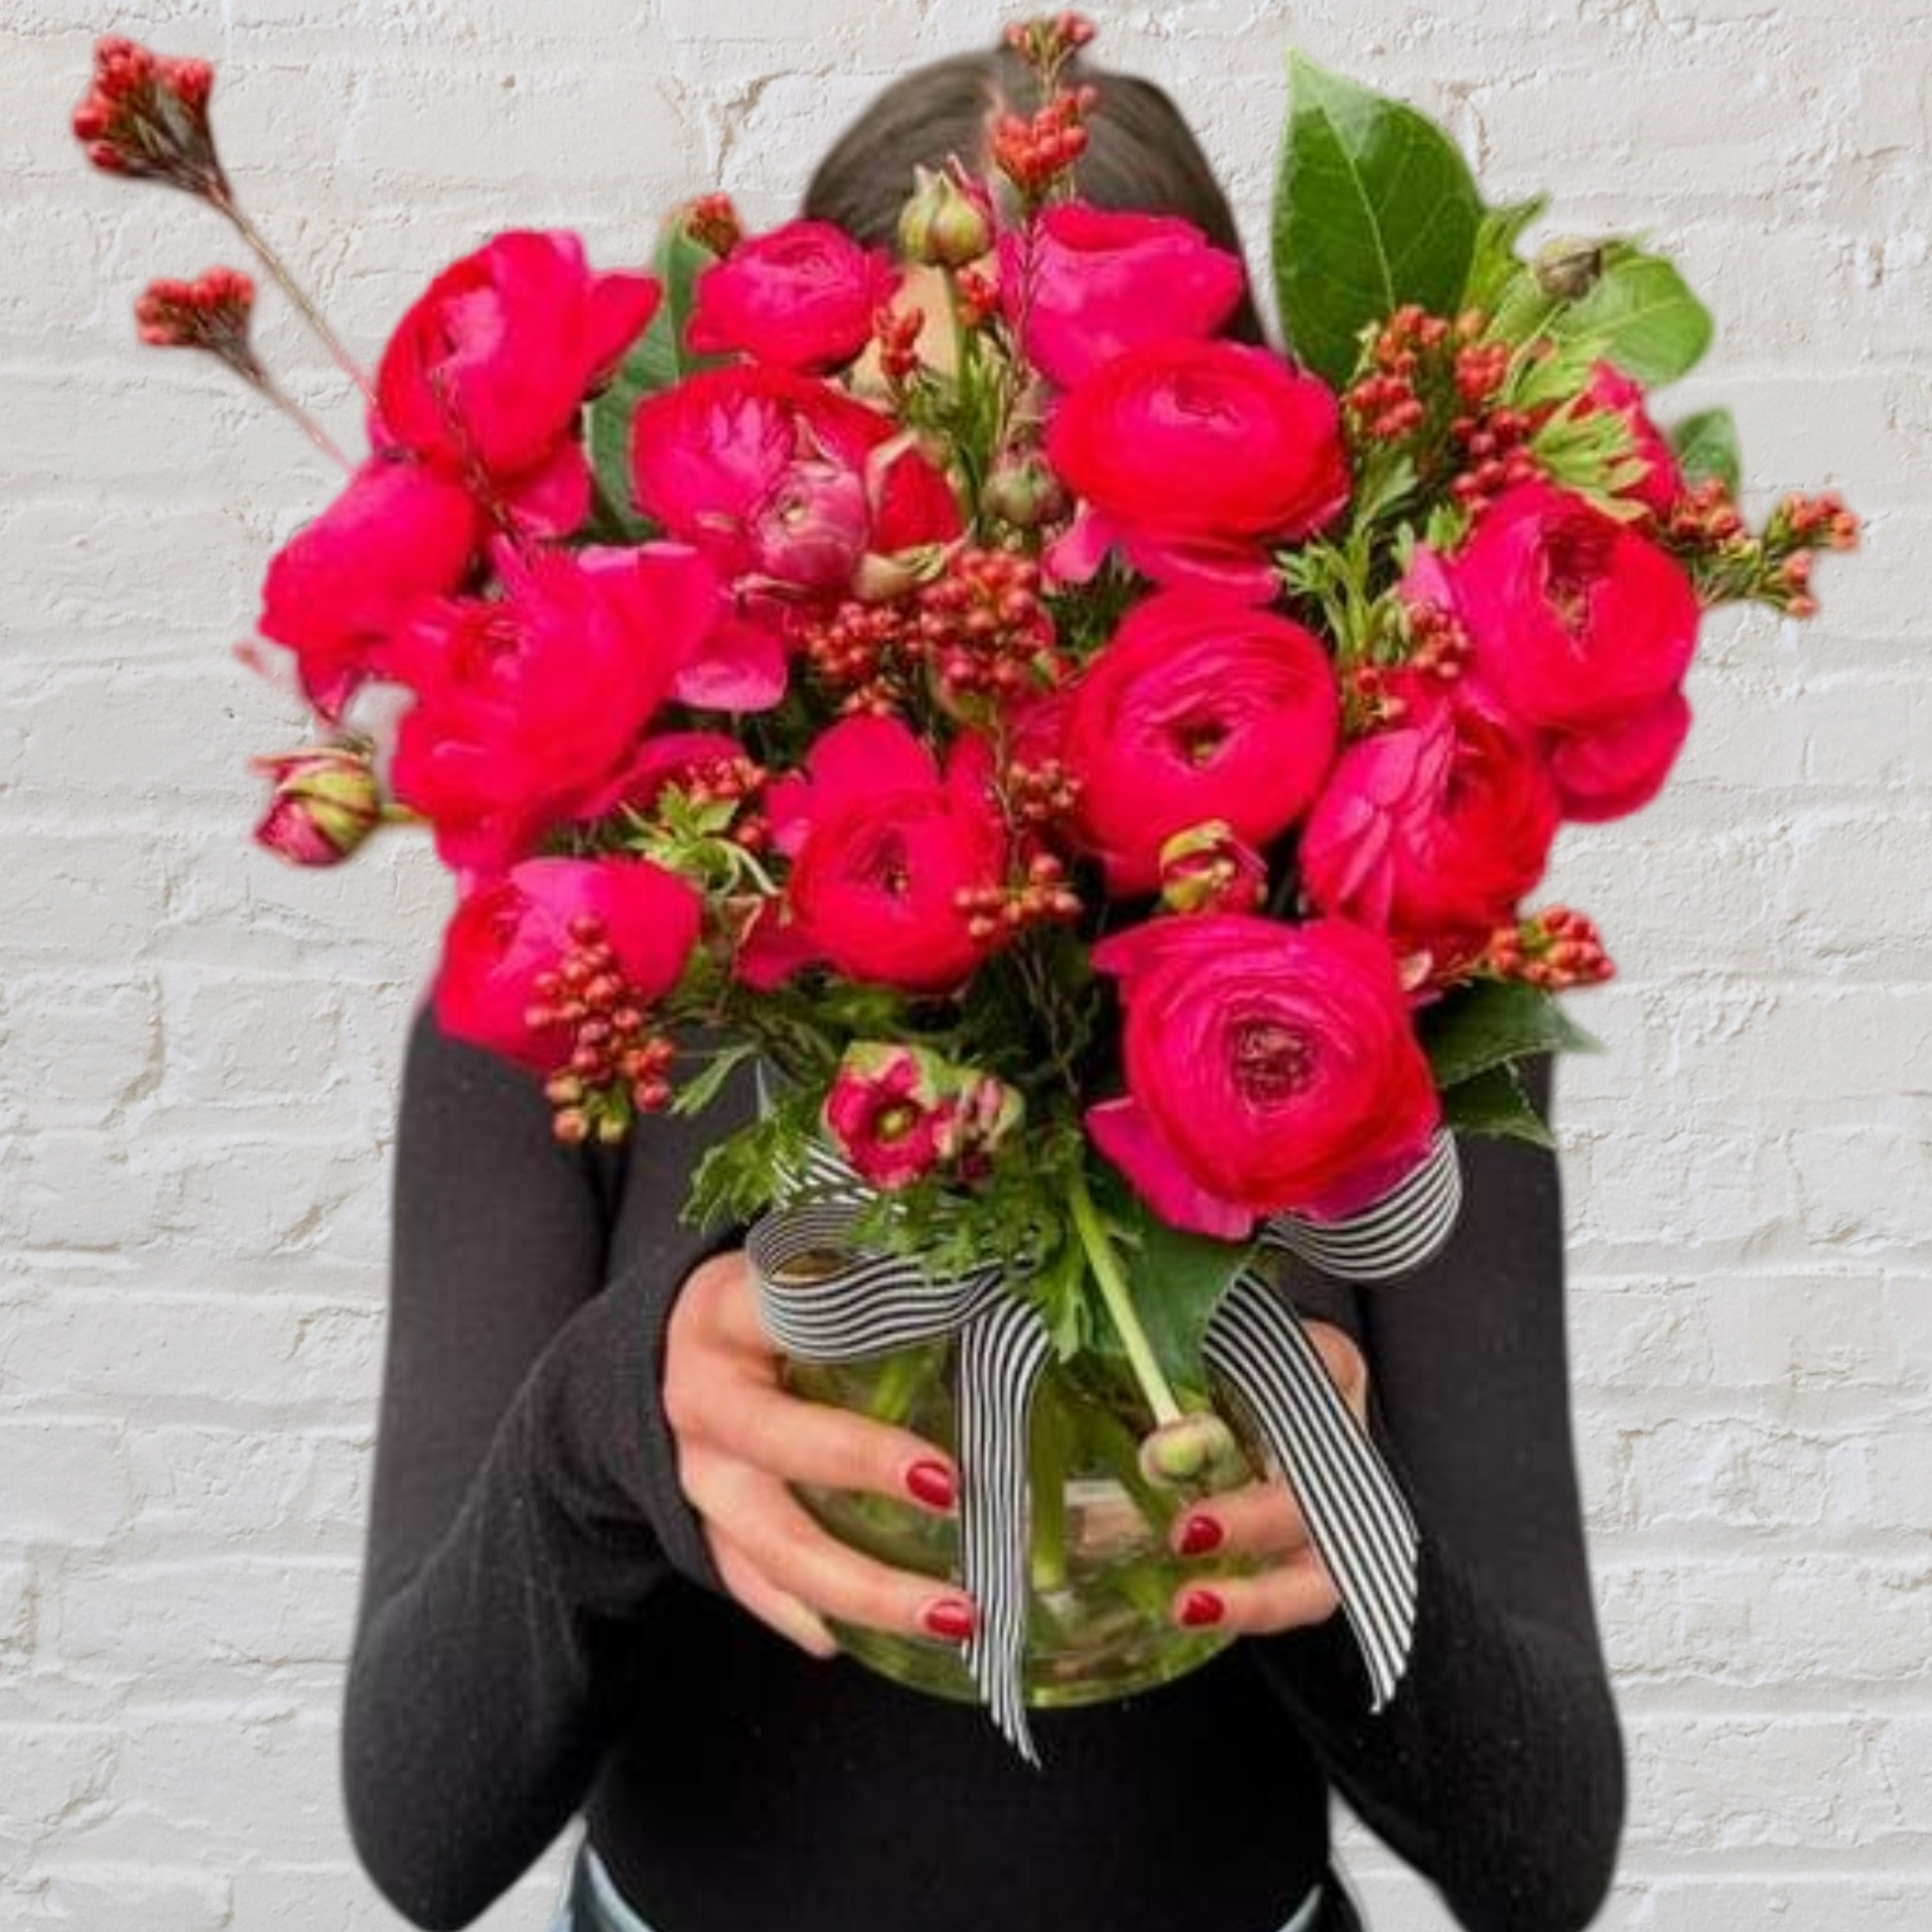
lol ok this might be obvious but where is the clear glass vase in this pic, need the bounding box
[781,1336,1262,1708]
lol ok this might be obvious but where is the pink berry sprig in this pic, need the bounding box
[529,915,679,1147]
[135,266,263,376]
[1482,905,1615,991]
[1661,479,1862,617]
[72,36,224,197]
[955,850,1083,945]
[1344,305,1556,516]
[910,545,1063,711]
[684,192,743,257]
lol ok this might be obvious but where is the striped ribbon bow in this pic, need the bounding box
[744,1120,1462,1767]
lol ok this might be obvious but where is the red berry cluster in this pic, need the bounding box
[685,193,743,258]
[956,851,1083,944]
[797,598,917,715]
[527,914,678,1146]
[991,86,1099,200]
[1002,12,1098,60]
[1002,756,1082,830]
[871,304,926,390]
[954,266,1002,331]
[913,546,1063,707]
[135,266,263,380]
[1482,905,1614,991]
[1663,480,1860,619]
[1771,488,1860,553]
[71,36,224,196]
[1344,306,1554,516]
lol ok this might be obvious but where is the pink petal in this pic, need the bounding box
[1087,1098,1256,1240]
[672,605,790,712]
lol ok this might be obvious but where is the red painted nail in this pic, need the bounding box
[1175,1513,1224,1557]
[1177,1587,1225,1628]
[904,1459,957,1511]
[922,1596,976,1641]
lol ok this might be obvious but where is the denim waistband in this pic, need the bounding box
[553,1843,1334,1932]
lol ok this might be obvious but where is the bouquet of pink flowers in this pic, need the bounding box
[77,14,1857,1760]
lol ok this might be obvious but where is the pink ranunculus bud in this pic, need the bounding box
[898,161,996,270]
[684,193,744,258]
[250,742,383,868]
[748,457,873,594]
[980,448,1069,531]
[72,36,226,198]
[1158,820,1268,916]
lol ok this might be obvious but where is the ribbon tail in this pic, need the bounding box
[1202,1271,1421,1713]
[957,1294,1056,1769]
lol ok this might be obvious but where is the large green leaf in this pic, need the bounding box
[1558,240,1714,386]
[1418,978,1604,1089]
[1272,49,1484,389]
[1441,1058,1558,1149]
[585,212,730,539]
[1670,406,1742,495]
[1461,193,1547,313]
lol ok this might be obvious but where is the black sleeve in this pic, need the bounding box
[339,1005,727,1931]
[1246,1050,1628,1932]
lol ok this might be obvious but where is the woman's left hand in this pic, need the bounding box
[1166,1317,1370,1637]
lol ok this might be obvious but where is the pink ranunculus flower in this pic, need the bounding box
[389,542,721,871]
[822,1042,967,1190]
[1086,913,1442,1239]
[1042,339,1351,600]
[1579,360,1686,516]
[1541,683,1694,822]
[376,229,659,483]
[257,451,481,721]
[999,201,1249,391]
[630,363,963,587]
[1300,674,1562,964]
[686,218,900,373]
[1053,587,1340,896]
[432,856,701,1072]
[1426,479,1700,735]
[750,714,1008,994]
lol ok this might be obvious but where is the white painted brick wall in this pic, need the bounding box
[3,1,1926,1927]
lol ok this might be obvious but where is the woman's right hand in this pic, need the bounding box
[663,1245,979,1660]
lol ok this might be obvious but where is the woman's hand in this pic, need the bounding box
[1165,1318,1371,1637]
[663,1246,979,1660]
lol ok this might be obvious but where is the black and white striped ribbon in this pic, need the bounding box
[743,1071,1460,1760]
[1258,1125,1463,1283]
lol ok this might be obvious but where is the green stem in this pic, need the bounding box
[1029,1392,1071,1592]
[1065,1169,1183,1428]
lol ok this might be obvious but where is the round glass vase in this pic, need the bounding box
[780,1335,1263,1709]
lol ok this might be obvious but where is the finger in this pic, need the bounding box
[1171,1477,1310,1562]
[707,1378,959,1514]
[707,1524,839,1659]
[1173,1547,1342,1638]
[1303,1318,1370,1426]
[685,1456,976,1644]
[676,1250,783,1365]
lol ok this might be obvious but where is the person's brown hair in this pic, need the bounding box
[800,42,1269,348]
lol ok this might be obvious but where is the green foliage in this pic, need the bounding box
[1490,238,1714,387]
[1461,194,1548,313]
[1087,1164,1255,1388]
[1418,977,1604,1089]
[681,1081,823,1231]
[1272,50,1484,389]
[1670,407,1743,495]
[585,212,731,540]
[1440,1057,1557,1149]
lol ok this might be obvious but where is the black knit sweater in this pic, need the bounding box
[340,1007,1626,1932]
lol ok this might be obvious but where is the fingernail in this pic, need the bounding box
[1174,1513,1224,1558]
[904,1459,957,1511]
[1176,1587,1225,1628]
[922,1595,976,1640]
